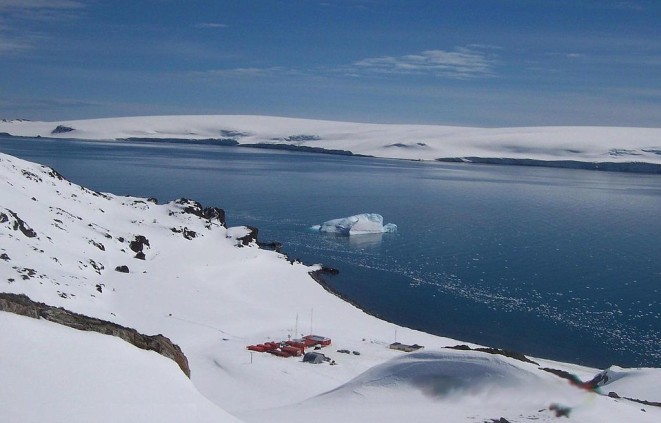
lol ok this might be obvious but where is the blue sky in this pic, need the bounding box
[1,0,659,127]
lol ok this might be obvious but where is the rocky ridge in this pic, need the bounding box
[0,292,190,376]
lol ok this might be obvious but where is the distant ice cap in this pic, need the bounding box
[313,213,397,235]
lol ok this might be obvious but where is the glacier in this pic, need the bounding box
[312,213,397,235]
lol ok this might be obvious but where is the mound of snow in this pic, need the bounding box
[593,366,661,403]
[313,213,397,235]
[244,350,661,423]
[0,312,238,423]
[321,350,561,400]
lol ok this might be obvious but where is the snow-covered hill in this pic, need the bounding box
[1,151,660,422]
[1,115,660,167]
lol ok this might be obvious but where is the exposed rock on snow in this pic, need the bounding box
[1,209,37,238]
[313,213,397,235]
[446,344,539,365]
[51,125,75,134]
[129,234,150,259]
[0,292,190,377]
[590,366,661,404]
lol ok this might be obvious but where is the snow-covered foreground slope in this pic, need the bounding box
[2,115,660,165]
[0,312,240,423]
[1,151,659,422]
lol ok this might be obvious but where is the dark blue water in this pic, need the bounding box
[2,136,660,368]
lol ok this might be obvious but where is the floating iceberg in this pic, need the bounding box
[312,213,397,235]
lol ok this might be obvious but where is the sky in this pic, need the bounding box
[0,0,659,127]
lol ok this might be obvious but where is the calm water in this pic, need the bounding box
[2,136,660,368]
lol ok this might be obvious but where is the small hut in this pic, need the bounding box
[389,342,424,352]
[303,352,327,364]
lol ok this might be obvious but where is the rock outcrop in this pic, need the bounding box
[171,198,226,226]
[0,293,190,377]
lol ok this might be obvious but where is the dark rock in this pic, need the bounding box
[51,125,75,134]
[89,240,105,251]
[89,259,104,274]
[257,240,282,252]
[47,168,66,180]
[21,169,42,182]
[284,134,321,142]
[129,235,150,253]
[115,265,129,273]
[0,253,9,261]
[147,197,158,204]
[15,267,37,279]
[171,199,225,226]
[540,367,589,389]
[237,226,258,246]
[202,206,225,225]
[118,137,238,146]
[2,209,37,238]
[608,391,621,398]
[239,143,365,157]
[182,228,197,240]
[174,198,205,217]
[0,293,190,377]
[549,403,572,417]
[96,284,104,293]
[219,129,248,138]
[134,251,146,260]
[584,370,609,389]
[436,157,661,175]
[446,344,539,365]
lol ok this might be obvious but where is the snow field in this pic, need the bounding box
[1,151,660,422]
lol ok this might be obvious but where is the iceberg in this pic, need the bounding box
[312,213,397,235]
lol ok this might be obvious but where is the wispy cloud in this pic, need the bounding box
[191,66,304,79]
[347,47,497,79]
[0,0,84,54]
[0,0,84,19]
[0,37,29,53]
[189,47,498,82]
[195,22,228,29]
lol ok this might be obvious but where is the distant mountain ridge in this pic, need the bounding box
[1,115,660,173]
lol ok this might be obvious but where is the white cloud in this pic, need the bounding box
[0,0,83,11]
[0,36,29,53]
[349,47,496,79]
[0,0,84,55]
[0,0,84,18]
[191,67,302,79]
[195,22,228,29]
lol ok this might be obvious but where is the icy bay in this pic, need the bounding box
[1,135,659,368]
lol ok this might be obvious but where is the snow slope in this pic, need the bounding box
[1,115,660,165]
[1,151,659,422]
[0,312,240,423]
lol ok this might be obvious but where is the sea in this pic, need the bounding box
[1,135,660,369]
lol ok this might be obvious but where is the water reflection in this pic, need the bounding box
[349,233,383,249]
[317,232,384,249]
